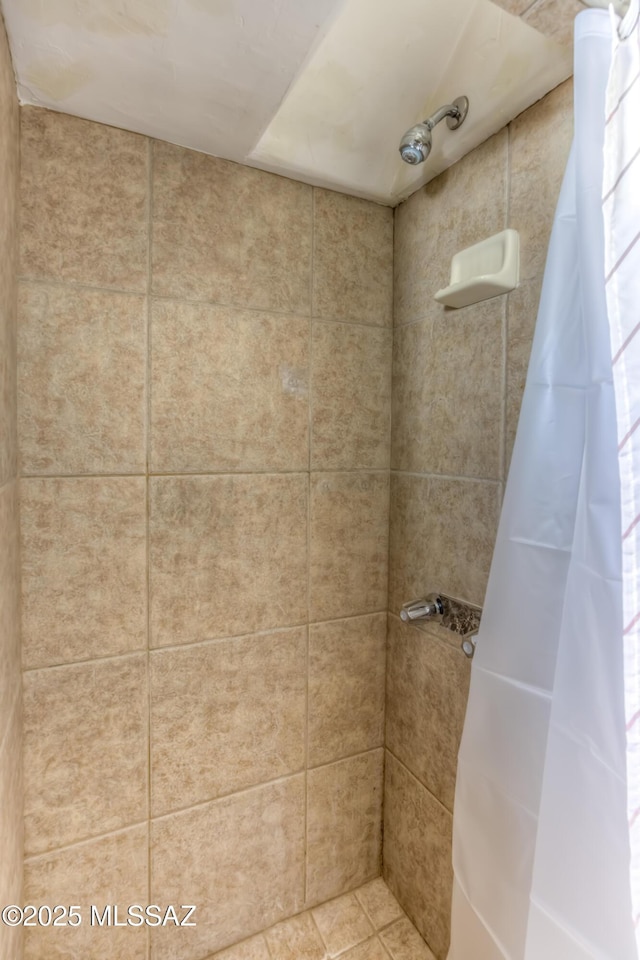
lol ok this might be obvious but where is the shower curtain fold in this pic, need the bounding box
[603,0,640,942]
[448,7,639,959]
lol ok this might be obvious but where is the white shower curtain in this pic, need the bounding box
[448,6,640,959]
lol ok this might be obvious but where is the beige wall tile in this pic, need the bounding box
[20,107,148,290]
[380,918,437,960]
[0,283,17,487]
[383,754,453,960]
[313,189,393,326]
[509,79,573,284]
[389,473,499,612]
[150,474,307,647]
[310,473,389,622]
[306,749,383,905]
[394,131,507,328]
[150,628,306,815]
[150,776,305,960]
[338,938,389,960]
[0,694,23,960]
[391,301,503,478]
[211,935,271,959]
[313,189,393,327]
[0,18,20,960]
[523,0,584,46]
[152,140,311,312]
[312,892,373,956]
[308,614,386,767]
[0,22,18,490]
[150,299,309,473]
[265,913,326,960]
[24,826,148,960]
[311,321,391,471]
[506,278,541,469]
[23,654,147,855]
[21,478,147,669]
[18,283,146,475]
[0,481,20,716]
[386,617,470,812]
[355,878,404,930]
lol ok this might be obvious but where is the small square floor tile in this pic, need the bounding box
[313,893,373,956]
[355,879,404,930]
[340,937,390,960]
[265,913,328,960]
[210,935,271,959]
[380,918,436,960]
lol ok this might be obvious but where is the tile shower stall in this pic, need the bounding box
[0,12,575,960]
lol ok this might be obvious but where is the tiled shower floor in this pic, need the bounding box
[208,878,436,960]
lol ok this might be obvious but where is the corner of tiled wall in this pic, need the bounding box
[385,76,574,959]
[17,105,393,959]
[0,9,22,960]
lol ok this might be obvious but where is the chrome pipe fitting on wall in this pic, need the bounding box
[399,592,482,658]
[399,593,444,622]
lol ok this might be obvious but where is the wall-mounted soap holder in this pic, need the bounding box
[400,592,481,658]
[434,229,519,309]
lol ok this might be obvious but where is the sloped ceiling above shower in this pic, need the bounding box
[1,0,572,205]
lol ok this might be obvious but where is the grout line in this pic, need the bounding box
[306,185,315,910]
[390,468,502,486]
[145,135,153,960]
[21,471,147,480]
[385,198,395,618]
[24,819,150,864]
[307,745,384,775]
[21,610,390,673]
[500,298,508,489]
[501,121,511,489]
[22,649,147,675]
[376,915,407,935]
[309,315,392,332]
[264,932,275,959]
[308,909,329,954]
[390,312,433,331]
[148,745,384,826]
[381,642,389,871]
[16,274,147,298]
[374,934,394,959]
[149,770,307,824]
[16,275,391,329]
[20,466,393,481]
[383,199,394,881]
[384,747,454,819]
[0,684,21,763]
[17,275,393,332]
[521,0,544,16]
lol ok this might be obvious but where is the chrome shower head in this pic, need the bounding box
[399,96,469,166]
[399,124,432,165]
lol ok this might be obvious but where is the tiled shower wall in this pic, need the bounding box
[384,79,574,959]
[17,106,392,960]
[0,12,21,960]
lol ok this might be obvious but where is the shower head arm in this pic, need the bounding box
[424,97,469,132]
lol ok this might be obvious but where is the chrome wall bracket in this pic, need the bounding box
[400,592,481,658]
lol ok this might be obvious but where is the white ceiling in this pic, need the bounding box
[1,0,572,205]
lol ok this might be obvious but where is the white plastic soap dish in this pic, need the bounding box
[434,229,519,309]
